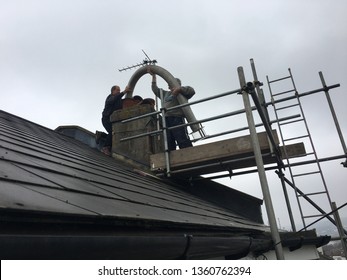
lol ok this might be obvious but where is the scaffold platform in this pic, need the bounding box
[150,130,306,176]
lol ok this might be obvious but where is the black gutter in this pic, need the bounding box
[0,234,271,260]
[0,211,331,260]
[0,209,272,259]
[0,232,330,260]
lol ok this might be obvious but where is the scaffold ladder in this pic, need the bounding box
[266,69,333,230]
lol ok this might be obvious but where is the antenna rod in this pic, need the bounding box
[142,49,151,61]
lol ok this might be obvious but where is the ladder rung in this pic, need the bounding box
[283,135,309,142]
[285,152,314,160]
[298,191,327,197]
[272,89,296,97]
[292,171,321,177]
[279,118,304,126]
[275,103,300,111]
[268,75,292,83]
[303,214,330,219]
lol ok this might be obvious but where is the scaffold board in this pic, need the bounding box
[150,130,306,175]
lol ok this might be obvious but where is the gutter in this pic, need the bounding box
[0,234,272,260]
[0,211,331,260]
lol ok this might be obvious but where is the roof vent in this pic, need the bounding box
[55,125,97,149]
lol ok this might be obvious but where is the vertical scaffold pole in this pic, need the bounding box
[238,66,284,260]
[160,89,171,177]
[331,202,347,257]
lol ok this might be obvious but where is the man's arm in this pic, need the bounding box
[172,86,195,99]
[150,73,161,97]
[116,86,132,100]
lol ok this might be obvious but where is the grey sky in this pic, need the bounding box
[1,0,346,230]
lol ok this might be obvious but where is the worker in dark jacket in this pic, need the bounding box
[101,85,131,155]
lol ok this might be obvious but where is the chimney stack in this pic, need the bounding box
[110,104,164,169]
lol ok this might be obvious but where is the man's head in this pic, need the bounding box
[111,85,121,95]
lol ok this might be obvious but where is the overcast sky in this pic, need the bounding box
[1,0,347,231]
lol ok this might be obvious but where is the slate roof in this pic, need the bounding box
[0,109,330,259]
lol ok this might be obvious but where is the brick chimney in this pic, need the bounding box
[110,104,164,169]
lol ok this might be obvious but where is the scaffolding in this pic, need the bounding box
[120,59,347,259]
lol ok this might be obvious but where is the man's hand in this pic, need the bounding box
[148,67,157,83]
[124,86,132,93]
[172,87,181,96]
[147,66,153,75]
[147,66,156,81]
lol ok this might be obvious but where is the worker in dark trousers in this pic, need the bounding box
[150,73,195,151]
